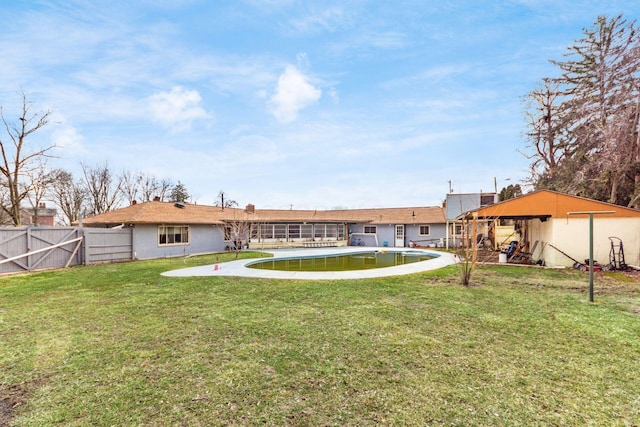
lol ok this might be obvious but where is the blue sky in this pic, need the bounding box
[2,1,640,210]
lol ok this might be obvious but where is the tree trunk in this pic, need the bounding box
[630,97,640,209]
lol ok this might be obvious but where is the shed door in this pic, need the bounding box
[395,225,405,247]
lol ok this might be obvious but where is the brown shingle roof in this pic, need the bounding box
[222,206,445,224]
[82,201,228,225]
[83,202,446,226]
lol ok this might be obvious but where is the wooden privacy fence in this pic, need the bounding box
[0,226,134,274]
[83,228,133,265]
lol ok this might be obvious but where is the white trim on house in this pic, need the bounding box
[158,225,190,246]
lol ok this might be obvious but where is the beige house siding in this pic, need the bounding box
[525,217,640,268]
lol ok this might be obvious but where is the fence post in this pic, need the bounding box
[76,228,82,265]
[130,227,136,260]
[82,227,90,266]
[26,226,32,271]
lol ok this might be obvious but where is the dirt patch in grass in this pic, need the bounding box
[477,264,640,315]
[0,383,30,426]
[0,377,48,427]
[597,269,640,293]
[619,267,640,280]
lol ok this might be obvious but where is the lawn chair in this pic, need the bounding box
[503,241,518,259]
[506,240,538,264]
[518,240,538,263]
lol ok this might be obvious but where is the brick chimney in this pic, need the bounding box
[245,203,255,214]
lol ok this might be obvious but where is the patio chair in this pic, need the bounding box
[503,241,518,258]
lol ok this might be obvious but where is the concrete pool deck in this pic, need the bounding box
[161,247,458,280]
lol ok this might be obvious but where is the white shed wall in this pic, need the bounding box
[534,217,640,267]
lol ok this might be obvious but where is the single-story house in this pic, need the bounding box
[81,201,446,260]
[462,189,640,268]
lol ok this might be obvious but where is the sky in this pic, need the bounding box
[2,1,640,210]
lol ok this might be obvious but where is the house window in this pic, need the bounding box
[314,224,326,239]
[158,225,189,246]
[419,225,430,236]
[260,224,274,239]
[364,226,377,234]
[274,224,287,239]
[480,194,495,206]
[257,223,344,241]
[449,223,463,235]
[288,225,301,239]
[301,224,313,239]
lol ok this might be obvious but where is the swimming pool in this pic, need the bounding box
[161,247,457,280]
[247,250,438,272]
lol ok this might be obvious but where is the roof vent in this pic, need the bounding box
[174,202,186,209]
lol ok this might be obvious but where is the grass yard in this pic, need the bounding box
[1,253,639,426]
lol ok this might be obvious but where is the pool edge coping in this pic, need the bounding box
[161,247,458,280]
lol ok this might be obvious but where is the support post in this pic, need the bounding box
[472,212,478,265]
[567,210,615,302]
[588,213,594,302]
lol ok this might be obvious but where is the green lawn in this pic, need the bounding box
[1,253,639,426]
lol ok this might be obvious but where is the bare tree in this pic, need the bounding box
[0,186,13,225]
[0,92,53,226]
[455,215,477,287]
[223,210,252,258]
[215,191,238,209]
[139,174,173,202]
[120,170,142,205]
[49,169,86,225]
[522,80,570,182]
[81,161,122,215]
[121,170,176,203]
[139,174,155,202]
[25,159,56,225]
[156,178,174,202]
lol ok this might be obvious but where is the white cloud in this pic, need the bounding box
[287,6,350,34]
[51,126,86,155]
[268,65,321,124]
[148,86,210,131]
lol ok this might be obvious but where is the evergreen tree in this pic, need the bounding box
[523,14,640,207]
[499,184,523,201]
[170,181,190,203]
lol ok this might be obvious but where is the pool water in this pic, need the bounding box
[247,250,438,272]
